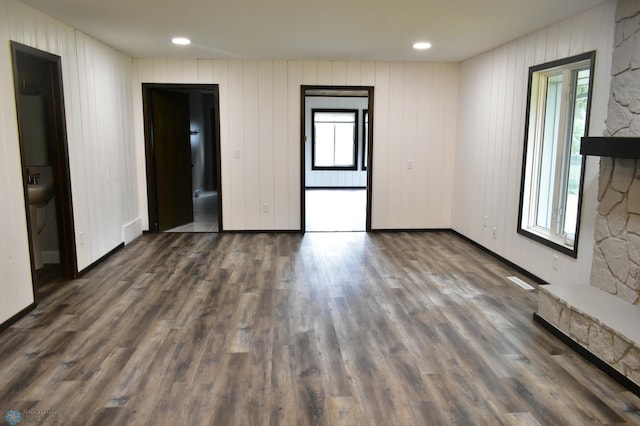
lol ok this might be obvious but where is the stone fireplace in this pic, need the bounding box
[588,0,640,304]
[536,0,640,390]
[590,156,640,304]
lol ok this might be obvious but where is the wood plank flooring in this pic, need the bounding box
[2,231,640,425]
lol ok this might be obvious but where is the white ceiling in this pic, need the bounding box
[18,0,607,62]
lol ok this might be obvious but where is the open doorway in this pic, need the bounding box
[143,84,222,233]
[301,86,374,232]
[10,42,78,295]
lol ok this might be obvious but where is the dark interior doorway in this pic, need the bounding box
[300,85,374,232]
[10,41,78,292]
[143,84,222,233]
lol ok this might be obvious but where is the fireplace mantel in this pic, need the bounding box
[580,136,640,159]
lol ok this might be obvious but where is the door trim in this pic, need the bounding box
[142,83,223,232]
[300,85,374,232]
[10,41,78,284]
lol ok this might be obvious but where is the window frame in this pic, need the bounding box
[362,109,369,170]
[311,108,359,171]
[517,51,596,258]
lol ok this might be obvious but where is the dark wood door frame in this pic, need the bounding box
[300,85,375,232]
[10,41,78,286]
[142,83,223,232]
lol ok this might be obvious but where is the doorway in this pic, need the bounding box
[143,84,222,233]
[10,42,78,290]
[301,86,374,232]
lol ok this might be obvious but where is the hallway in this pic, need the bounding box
[165,191,219,233]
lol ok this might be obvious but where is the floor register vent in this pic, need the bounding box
[507,276,535,291]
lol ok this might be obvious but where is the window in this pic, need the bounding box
[518,51,595,257]
[312,109,358,170]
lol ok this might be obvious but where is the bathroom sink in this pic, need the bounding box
[27,183,53,207]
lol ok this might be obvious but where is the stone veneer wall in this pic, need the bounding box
[590,0,640,305]
[537,0,640,390]
[538,291,640,383]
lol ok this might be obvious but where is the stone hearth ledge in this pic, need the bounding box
[536,283,640,386]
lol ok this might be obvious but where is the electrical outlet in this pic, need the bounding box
[552,255,559,271]
[263,203,270,213]
[407,160,414,170]
[491,227,497,239]
[483,216,488,227]
[233,149,241,159]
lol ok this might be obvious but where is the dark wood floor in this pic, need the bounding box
[2,231,640,425]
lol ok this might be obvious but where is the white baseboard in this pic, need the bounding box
[122,218,143,245]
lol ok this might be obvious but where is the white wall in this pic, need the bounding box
[453,1,616,285]
[0,0,139,324]
[305,96,368,188]
[132,60,459,230]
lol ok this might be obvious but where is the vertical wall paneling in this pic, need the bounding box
[386,63,405,228]
[317,61,332,84]
[331,61,347,85]
[569,14,587,55]
[287,61,303,230]
[149,59,167,82]
[132,59,458,231]
[401,63,418,226]
[545,23,560,61]
[346,62,361,86]
[361,62,376,87]
[243,60,260,229]
[371,62,390,228]
[132,60,151,231]
[436,64,458,226]
[502,38,527,258]
[272,60,289,229]
[258,60,275,229]
[72,32,134,267]
[74,34,96,266]
[493,44,511,251]
[212,59,230,229]
[0,0,34,323]
[197,59,214,83]
[0,0,138,324]
[415,63,433,222]
[301,61,317,85]
[227,60,246,229]
[453,0,616,285]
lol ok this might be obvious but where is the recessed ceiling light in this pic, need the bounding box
[172,37,191,46]
[413,41,432,50]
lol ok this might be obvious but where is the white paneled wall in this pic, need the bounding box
[0,0,138,324]
[453,1,616,285]
[133,59,458,230]
[73,32,137,268]
[0,0,34,324]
